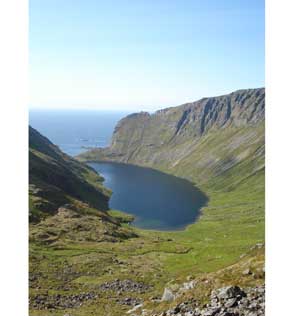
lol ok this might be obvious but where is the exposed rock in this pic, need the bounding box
[100,279,150,293]
[242,268,252,276]
[148,285,265,316]
[180,280,196,291]
[127,304,143,314]
[116,297,142,306]
[161,288,175,302]
[78,88,265,191]
[213,286,246,300]
[224,298,237,308]
[29,292,97,310]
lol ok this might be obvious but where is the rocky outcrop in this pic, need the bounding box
[29,292,98,310]
[161,288,175,302]
[154,285,265,316]
[78,88,265,190]
[99,279,150,294]
[110,88,264,149]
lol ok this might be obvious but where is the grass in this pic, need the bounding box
[29,124,265,316]
[107,209,135,223]
[29,166,264,315]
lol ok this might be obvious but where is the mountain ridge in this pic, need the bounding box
[29,88,265,316]
[78,88,265,191]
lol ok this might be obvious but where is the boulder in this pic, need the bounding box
[242,268,252,275]
[224,297,237,308]
[161,288,175,302]
[215,286,246,300]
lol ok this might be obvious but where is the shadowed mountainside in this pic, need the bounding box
[29,126,137,244]
[29,126,112,222]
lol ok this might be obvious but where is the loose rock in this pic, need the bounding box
[161,288,175,302]
[152,285,265,316]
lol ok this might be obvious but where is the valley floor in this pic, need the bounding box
[29,172,264,316]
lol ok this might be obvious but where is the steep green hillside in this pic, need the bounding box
[29,126,111,221]
[76,89,264,288]
[29,126,136,243]
[78,88,264,192]
[30,88,265,316]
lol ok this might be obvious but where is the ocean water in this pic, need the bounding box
[29,109,207,230]
[29,110,129,156]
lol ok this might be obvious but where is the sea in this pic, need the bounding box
[29,108,207,230]
[29,110,129,156]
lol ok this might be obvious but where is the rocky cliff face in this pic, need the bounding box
[112,88,264,147]
[78,88,265,191]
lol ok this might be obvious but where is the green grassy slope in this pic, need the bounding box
[29,126,136,244]
[78,89,265,240]
[30,88,265,316]
[76,87,265,282]
[77,88,265,192]
[29,126,112,221]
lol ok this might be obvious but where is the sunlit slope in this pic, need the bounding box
[29,88,265,316]
[78,88,265,193]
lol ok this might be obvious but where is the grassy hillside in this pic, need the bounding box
[78,88,264,192]
[29,126,112,221]
[29,88,265,316]
[29,126,136,244]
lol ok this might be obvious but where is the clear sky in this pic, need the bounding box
[29,0,264,111]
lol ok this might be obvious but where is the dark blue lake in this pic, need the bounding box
[29,110,208,231]
[89,162,208,231]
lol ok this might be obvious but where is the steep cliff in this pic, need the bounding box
[30,89,265,316]
[78,88,265,191]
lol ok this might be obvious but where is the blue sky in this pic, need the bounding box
[30,0,264,111]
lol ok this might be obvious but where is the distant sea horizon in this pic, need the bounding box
[29,109,129,157]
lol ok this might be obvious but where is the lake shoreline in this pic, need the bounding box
[87,160,208,231]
